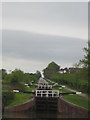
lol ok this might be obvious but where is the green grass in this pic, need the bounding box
[25,86,35,92]
[8,93,32,107]
[59,88,69,93]
[63,94,89,109]
[54,86,89,109]
[53,86,69,93]
[3,81,36,108]
[7,86,35,107]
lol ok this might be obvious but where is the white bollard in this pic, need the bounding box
[62,85,65,88]
[13,90,19,93]
[25,83,28,86]
[59,87,62,89]
[76,92,82,94]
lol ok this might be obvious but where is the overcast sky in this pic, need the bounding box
[2,2,88,73]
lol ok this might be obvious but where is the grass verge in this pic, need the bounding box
[54,86,89,109]
[63,94,89,109]
[8,93,32,107]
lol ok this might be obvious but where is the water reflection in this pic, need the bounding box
[3,111,57,118]
[3,110,88,119]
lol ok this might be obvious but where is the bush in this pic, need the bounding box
[2,92,14,107]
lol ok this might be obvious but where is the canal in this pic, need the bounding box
[2,110,88,119]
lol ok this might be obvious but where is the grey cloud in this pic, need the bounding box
[3,2,87,23]
[2,30,87,66]
[2,2,88,72]
[2,2,87,33]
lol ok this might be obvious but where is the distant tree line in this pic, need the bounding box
[2,69,41,84]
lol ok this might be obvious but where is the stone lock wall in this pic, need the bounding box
[5,98,35,112]
[58,97,89,118]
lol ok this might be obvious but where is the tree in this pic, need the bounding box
[43,61,60,79]
[73,63,80,68]
[78,42,89,94]
[2,69,7,80]
[10,69,24,84]
[79,42,90,68]
[36,70,41,79]
[2,92,14,107]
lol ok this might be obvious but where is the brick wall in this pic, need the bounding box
[5,98,35,112]
[58,97,89,118]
